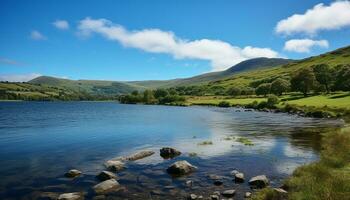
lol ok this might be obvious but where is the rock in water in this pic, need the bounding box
[64,169,82,178]
[126,150,155,161]
[96,171,117,181]
[244,192,252,198]
[248,175,269,188]
[93,179,121,194]
[58,192,84,200]
[167,160,197,175]
[160,147,181,159]
[188,193,197,200]
[104,160,125,172]
[234,172,245,183]
[222,189,236,197]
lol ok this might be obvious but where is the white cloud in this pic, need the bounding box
[276,1,350,35]
[77,17,280,71]
[284,39,329,53]
[52,20,69,30]
[30,30,47,40]
[0,73,41,82]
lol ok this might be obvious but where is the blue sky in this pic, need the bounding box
[1,0,350,82]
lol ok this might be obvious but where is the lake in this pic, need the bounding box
[0,102,343,199]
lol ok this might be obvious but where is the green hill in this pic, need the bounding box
[130,57,291,88]
[206,45,350,89]
[29,76,146,95]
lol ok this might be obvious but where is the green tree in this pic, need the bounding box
[255,83,271,97]
[333,64,350,91]
[143,90,156,104]
[154,88,169,98]
[227,87,241,96]
[131,90,139,96]
[270,78,290,96]
[313,64,332,93]
[290,68,316,96]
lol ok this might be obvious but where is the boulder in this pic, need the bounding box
[64,169,82,178]
[248,175,269,188]
[230,170,239,176]
[222,189,236,197]
[57,192,84,200]
[126,150,155,161]
[160,147,181,159]
[244,192,252,198]
[234,172,245,183]
[210,195,219,200]
[104,160,125,172]
[188,194,197,200]
[167,160,197,175]
[96,171,117,181]
[93,179,121,194]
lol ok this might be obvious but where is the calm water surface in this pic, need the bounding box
[0,102,343,199]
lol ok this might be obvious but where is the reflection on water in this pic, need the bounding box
[0,102,343,199]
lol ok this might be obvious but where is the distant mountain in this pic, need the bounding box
[130,57,292,88]
[29,76,145,95]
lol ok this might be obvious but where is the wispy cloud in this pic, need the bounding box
[276,1,350,36]
[30,30,47,40]
[77,17,280,71]
[0,73,41,82]
[284,39,329,53]
[0,57,23,66]
[52,20,69,30]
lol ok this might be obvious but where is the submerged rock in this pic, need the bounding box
[104,160,125,172]
[234,172,245,183]
[244,192,252,198]
[185,180,193,187]
[93,179,121,194]
[188,193,197,200]
[96,171,117,181]
[160,147,181,159]
[167,160,197,175]
[38,192,59,200]
[126,150,155,161]
[64,169,82,178]
[230,170,240,176]
[248,175,269,188]
[222,189,236,197]
[57,192,84,200]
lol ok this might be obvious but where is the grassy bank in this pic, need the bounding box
[252,127,350,200]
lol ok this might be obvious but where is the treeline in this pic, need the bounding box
[119,89,185,105]
[166,64,350,97]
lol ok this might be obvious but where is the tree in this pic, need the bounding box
[333,64,350,91]
[143,90,156,104]
[255,83,271,97]
[290,68,316,96]
[227,87,241,96]
[154,89,169,99]
[270,78,290,96]
[313,64,332,93]
[131,90,139,96]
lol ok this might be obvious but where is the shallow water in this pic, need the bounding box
[0,102,343,199]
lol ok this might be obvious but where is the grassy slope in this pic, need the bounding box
[207,46,350,89]
[29,76,146,95]
[129,58,291,88]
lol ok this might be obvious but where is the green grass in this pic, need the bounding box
[236,137,254,146]
[198,140,213,145]
[187,96,266,106]
[286,93,350,109]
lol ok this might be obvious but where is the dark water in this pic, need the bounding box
[0,102,343,199]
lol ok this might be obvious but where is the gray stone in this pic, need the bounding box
[188,193,197,200]
[244,192,252,198]
[222,189,236,197]
[234,172,245,183]
[104,160,125,172]
[185,180,193,187]
[160,147,181,159]
[96,171,117,181]
[126,150,155,161]
[93,179,121,194]
[210,195,219,200]
[230,170,239,176]
[38,192,59,200]
[58,192,84,200]
[167,160,197,175]
[64,169,82,178]
[249,175,269,188]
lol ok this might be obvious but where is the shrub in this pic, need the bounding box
[218,101,231,107]
[255,83,271,96]
[267,94,279,107]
